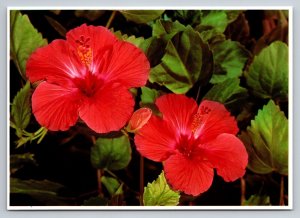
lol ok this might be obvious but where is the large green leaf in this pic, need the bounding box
[149,26,211,94]
[195,10,240,42]
[91,135,132,171]
[204,78,247,104]
[112,29,144,48]
[210,39,249,83]
[143,171,180,206]
[10,178,68,205]
[10,10,47,79]
[239,100,288,175]
[152,19,186,38]
[200,10,228,33]
[10,81,32,137]
[120,10,164,24]
[140,36,167,67]
[246,41,288,100]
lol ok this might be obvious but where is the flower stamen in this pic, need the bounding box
[76,35,92,68]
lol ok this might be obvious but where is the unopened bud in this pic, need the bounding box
[127,108,152,133]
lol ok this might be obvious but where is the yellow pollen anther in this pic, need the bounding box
[75,35,92,68]
[190,106,211,133]
[77,47,92,67]
[191,113,202,133]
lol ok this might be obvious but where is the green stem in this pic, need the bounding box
[37,128,48,144]
[23,126,44,137]
[105,169,118,179]
[106,10,117,29]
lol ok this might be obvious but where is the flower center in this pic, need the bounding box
[75,35,92,68]
[73,71,100,97]
[176,134,198,158]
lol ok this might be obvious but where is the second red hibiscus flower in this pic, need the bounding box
[135,94,248,196]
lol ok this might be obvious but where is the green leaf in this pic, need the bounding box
[140,87,162,115]
[239,100,288,175]
[172,10,202,26]
[10,178,68,205]
[140,87,161,105]
[152,19,186,38]
[210,39,249,83]
[10,153,37,174]
[246,41,288,100]
[225,10,243,23]
[243,195,271,206]
[11,81,32,137]
[10,10,47,79]
[91,135,132,171]
[149,26,211,94]
[204,78,247,104]
[112,29,144,48]
[83,196,108,206]
[200,10,228,33]
[120,10,165,24]
[195,10,235,42]
[140,36,167,67]
[101,176,123,196]
[143,171,180,206]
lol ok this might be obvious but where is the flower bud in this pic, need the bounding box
[127,108,152,133]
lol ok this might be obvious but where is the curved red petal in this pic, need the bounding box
[66,23,116,54]
[155,94,198,135]
[164,153,214,196]
[134,116,178,162]
[202,133,248,182]
[26,39,83,87]
[194,100,238,143]
[66,24,118,72]
[78,83,134,133]
[97,40,150,88]
[31,82,81,131]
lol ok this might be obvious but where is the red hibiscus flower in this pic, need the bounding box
[26,24,150,133]
[135,94,248,196]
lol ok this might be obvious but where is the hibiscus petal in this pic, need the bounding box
[26,39,83,86]
[164,153,214,196]
[66,24,116,55]
[155,94,198,135]
[134,115,178,162]
[31,82,81,131]
[194,100,238,142]
[97,40,150,88]
[78,83,134,133]
[202,133,248,182]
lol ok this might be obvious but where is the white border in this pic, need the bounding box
[7,6,293,211]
